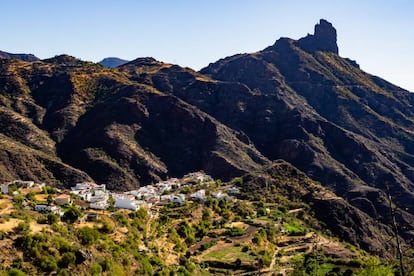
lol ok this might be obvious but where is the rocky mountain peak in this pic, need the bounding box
[126,57,161,67]
[42,54,85,66]
[297,19,338,54]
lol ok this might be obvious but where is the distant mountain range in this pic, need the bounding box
[0,51,129,69]
[1,19,414,255]
[0,50,39,62]
[98,57,129,68]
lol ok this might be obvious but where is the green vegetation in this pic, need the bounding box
[203,246,255,263]
[62,206,82,223]
[0,174,409,275]
[77,226,100,245]
[284,223,308,236]
[225,226,246,237]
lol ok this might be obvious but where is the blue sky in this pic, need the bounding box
[1,0,414,91]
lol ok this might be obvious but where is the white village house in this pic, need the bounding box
[113,194,139,211]
[54,194,71,205]
[212,191,233,202]
[170,194,186,205]
[35,204,62,215]
[190,189,206,202]
[89,201,109,210]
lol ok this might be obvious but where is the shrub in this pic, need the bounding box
[25,192,36,201]
[258,250,272,267]
[241,245,250,252]
[177,221,196,245]
[99,258,114,272]
[199,240,217,251]
[136,254,154,275]
[37,215,48,224]
[47,213,59,225]
[99,218,115,233]
[39,255,58,272]
[77,226,100,245]
[194,220,211,239]
[14,222,29,234]
[59,252,76,268]
[90,262,102,276]
[225,226,246,237]
[112,212,129,226]
[8,268,26,276]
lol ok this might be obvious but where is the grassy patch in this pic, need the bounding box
[284,223,307,236]
[202,246,255,263]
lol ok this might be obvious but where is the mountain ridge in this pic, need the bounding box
[0,50,40,62]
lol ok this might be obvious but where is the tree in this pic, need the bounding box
[63,206,82,223]
[77,226,100,245]
[385,183,406,276]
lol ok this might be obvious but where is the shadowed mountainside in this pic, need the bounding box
[0,56,268,190]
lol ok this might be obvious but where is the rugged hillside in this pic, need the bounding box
[239,160,395,256]
[203,20,414,234]
[115,20,414,240]
[0,56,267,190]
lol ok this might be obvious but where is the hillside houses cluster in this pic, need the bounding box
[1,180,38,194]
[1,172,238,217]
[71,182,109,210]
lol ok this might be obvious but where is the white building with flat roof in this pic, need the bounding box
[114,194,139,211]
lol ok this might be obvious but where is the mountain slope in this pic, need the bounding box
[239,160,395,256]
[199,20,414,219]
[115,21,414,238]
[0,56,268,190]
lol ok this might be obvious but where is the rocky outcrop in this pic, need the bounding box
[297,19,338,54]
